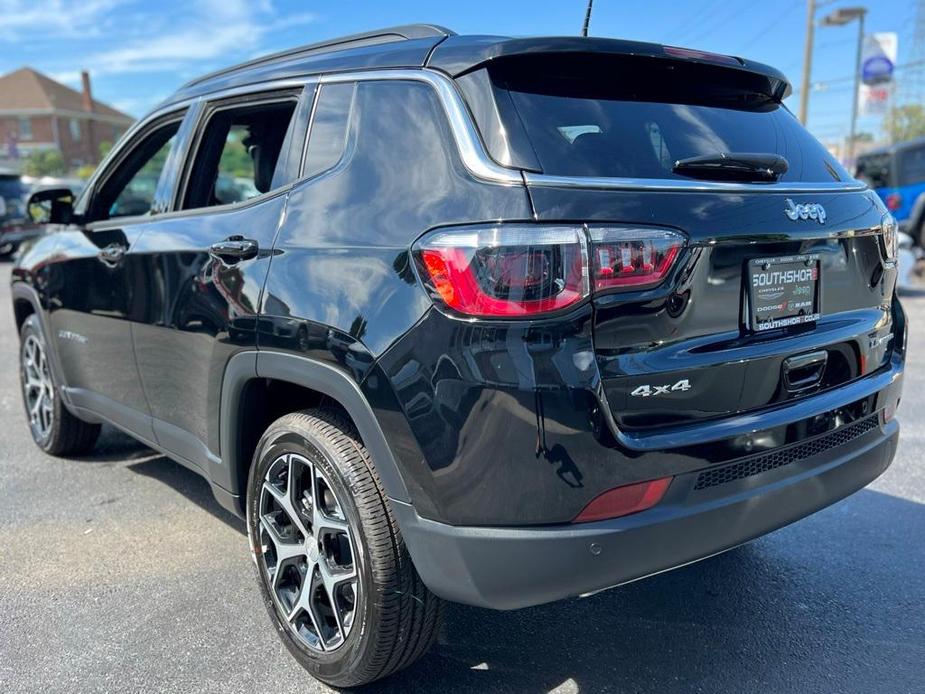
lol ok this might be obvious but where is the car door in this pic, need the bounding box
[46,110,190,440]
[129,85,313,478]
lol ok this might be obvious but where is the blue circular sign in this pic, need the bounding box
[863,55,894,85]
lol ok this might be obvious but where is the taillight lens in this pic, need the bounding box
[414,226,589,317]
[881,212,898,262]
[414,224,685,318]
[589,227,685,291]
[885,192,902,211]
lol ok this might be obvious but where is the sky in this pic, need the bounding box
[0,0,920,147]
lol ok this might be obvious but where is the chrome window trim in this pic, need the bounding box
[105,69,869,199]
[522,172,868,194]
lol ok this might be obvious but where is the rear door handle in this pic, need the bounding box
[209,235,258,262]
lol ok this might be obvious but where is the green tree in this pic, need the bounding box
[99,140,113,161]
[22,149,66,177]
[885,104,925,144]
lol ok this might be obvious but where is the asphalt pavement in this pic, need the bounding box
[1,260,923,694]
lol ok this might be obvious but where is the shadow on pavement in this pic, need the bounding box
[75,425,246,533]
[367,489,925,694]
[69,425,925,694]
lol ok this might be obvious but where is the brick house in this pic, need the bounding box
[0,67,134,170]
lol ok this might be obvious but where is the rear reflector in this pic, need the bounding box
[885,192,902,211]
[414,225,685,317]
[573,477,672,523]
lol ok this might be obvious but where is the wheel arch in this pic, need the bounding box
[10,282,72,405]
[219,351,412,516]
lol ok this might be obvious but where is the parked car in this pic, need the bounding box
[0,171,33,257]
[11,25,905,687]
[856,136,925,246]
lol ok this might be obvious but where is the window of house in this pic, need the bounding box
[90,118,183,221]
[18,116,32,140]
[69,118,81,141]
[303,83,356,179]
[182,98,298,210]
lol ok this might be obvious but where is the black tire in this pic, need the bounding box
[247,408,443,688]
[19,315,100,456]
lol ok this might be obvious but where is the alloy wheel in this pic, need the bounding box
[256,452,360,652]
[21,334,54,441]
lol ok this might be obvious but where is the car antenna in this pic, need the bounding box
[582,0,594,36]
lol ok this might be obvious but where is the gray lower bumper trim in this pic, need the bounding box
[394,422,898,610]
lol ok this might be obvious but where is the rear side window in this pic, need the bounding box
[856,153,893,188]
[303,83,356,179]
[477,54,850,183]
[183,99,297,210]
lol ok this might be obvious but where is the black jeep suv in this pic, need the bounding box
[11,25,905,687]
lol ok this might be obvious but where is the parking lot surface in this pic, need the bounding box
[0,261,923,694]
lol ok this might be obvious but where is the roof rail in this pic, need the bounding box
[181,24,455,90]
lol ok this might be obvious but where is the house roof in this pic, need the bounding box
[0,67,133,122]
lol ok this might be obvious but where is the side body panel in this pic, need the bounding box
[130,193,289,466]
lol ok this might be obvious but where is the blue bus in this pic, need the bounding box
[856,136,925,246]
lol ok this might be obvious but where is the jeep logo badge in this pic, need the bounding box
[784,198,826,224]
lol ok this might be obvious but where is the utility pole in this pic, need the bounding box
[798,0,817,124]
[582,0,594,37]
[847,10,866,164]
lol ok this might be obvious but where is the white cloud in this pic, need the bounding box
[6,0,317,79]
[0,0,122,41]
[65,0,316,79]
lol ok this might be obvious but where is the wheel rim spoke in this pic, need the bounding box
[21,335,53,440]
[256,451,359,654]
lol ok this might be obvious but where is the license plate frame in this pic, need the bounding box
[747,254,821,332]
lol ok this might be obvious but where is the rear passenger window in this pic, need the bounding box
[303,83,356,179]
[183,99,297,210]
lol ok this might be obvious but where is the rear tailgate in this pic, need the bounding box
[452,45,897,435]
[530,185,894,431]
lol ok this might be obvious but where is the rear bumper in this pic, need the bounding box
[395,416,899,610]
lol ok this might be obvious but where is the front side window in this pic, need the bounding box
[90,118,182,221]
[182,99,297,210]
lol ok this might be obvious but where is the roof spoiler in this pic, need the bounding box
[428,35,791,100]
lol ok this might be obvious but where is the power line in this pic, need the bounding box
[731,0,802,55]
[683,4,756,47]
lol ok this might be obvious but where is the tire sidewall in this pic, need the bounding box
[246,419,385,685]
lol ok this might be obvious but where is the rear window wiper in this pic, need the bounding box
[672,152,789,182]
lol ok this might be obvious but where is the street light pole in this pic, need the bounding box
[799,0,817,124]
[847,10,866,164]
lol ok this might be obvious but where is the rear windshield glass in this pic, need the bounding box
[484,55,850,183]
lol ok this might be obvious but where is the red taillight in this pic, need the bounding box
[573,477,673,523]
[415,226,589,317]
[662,46,741,66]
[886,193,902,211]
[589,227,685,291]
[415,225,685,318]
